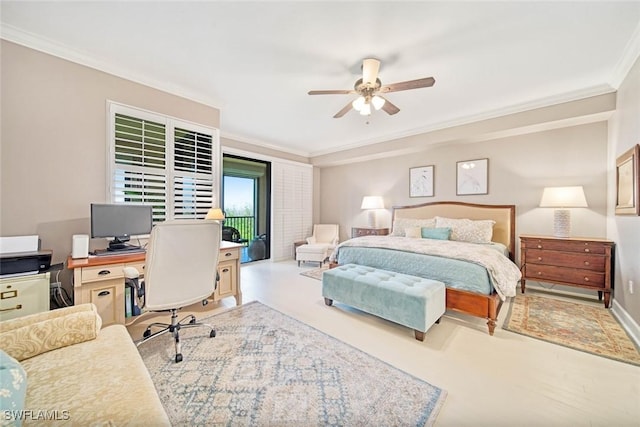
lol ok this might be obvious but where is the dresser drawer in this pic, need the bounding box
[525,264,605,288]
[81,263,125,283]
[524,249,605,271]
[522,239,608,254]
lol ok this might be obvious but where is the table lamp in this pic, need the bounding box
[361,196,384,228]
[205,208,225,221]
[539,186,587,238]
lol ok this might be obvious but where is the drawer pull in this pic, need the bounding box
[98,270,111,276]
[222,268,230,273]
[584,248,590,253]
[584,261,590,266]
[225,252,232,257]
[98,290,111,297]
[0,304,22,312]
[537,245,542,249]
[537,271,542,275]
[584,277,590,282]
[537,257,542,261]
[1,290,18,299]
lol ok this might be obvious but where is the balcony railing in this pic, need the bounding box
[223,215,254,246]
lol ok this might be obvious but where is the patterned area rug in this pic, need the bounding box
[299,265,328,280]
[139,301,447,426]
[504,294,640,366]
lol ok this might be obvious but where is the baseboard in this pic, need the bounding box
[611,299,640,348]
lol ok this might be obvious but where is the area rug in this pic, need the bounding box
[138,301,447,426]
[503,294,640,366]
[299,264,329,280]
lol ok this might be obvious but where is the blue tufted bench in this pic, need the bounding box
[322,264,446,341]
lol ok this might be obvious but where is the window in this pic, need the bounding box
[108,102,219,222]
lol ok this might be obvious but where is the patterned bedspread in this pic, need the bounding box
[331,236,521,300]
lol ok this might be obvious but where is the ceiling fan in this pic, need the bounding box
[308,58,435,118]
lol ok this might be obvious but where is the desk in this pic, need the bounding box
[67,241,242,326]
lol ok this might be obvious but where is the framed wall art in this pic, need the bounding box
[456,158,488,195]
[409,165,434,197]
[615,144,640,216]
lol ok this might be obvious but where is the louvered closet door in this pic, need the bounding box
[272,162,312,261]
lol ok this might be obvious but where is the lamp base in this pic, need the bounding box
[367,210,377,228]
[553,209,571,238]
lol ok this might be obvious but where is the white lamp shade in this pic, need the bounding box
[371,95,386,110]
[539,186,588,208]
[205,207,225,220]
[359,103,371,116]
[352,96,365,111]
[361,196,384,210]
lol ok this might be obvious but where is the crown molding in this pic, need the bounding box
[609,21,640,89]
[0,23,222,111]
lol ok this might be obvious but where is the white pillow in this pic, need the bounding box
[404,226,422,239]
[435,216,495,244]
[390,217,436,236]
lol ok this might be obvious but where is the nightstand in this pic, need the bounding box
[351,227,390,238]
[520,235,614,308]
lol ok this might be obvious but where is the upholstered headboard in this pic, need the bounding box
[392,201,516,261]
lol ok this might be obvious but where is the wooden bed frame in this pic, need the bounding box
[392,201,516,335]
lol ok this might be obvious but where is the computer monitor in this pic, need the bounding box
[90,204,153,252]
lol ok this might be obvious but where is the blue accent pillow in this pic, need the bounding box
[0,350,27,426]
[421,227,452,240]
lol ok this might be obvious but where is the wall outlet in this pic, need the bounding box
[629,280,634,295]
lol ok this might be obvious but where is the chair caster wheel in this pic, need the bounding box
[143,329,151,338]
[210,330,216,338]
[189,317,196,324]
[175,354,183,363]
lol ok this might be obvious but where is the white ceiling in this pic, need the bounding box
[2,1,639,157]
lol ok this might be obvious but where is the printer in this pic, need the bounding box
[0,235,52,277]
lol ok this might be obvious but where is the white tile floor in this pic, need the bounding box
[128,260,640,427]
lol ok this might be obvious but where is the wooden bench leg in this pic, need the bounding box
[414,330,425,341]
[324,298,333,306]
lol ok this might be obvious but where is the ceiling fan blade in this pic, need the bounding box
[380,77,435,93]
[333,101,353,118]
[380,97,400,115]
[362,58,381,85]
[308,89,356,95]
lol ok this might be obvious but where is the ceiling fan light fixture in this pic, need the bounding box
[371,95,385,110]
[359,103,371,116]
[352,96,365,111]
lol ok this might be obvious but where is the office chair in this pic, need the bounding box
[135,219,221,363]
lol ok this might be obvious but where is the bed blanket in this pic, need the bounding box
[331,236,521,300]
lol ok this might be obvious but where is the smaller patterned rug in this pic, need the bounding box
[503,294,640,366]
[299,265,329,280]
[139,301,447,426]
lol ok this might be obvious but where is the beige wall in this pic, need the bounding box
[608,56,640,326]
[318,122,608,248]
[0,40,220,265]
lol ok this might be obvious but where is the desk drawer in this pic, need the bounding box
[82,264,125,283]
[524,250,605,271]
[525,264,605,288]
[219,248,240,261]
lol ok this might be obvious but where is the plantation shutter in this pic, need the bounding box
[271,161,312,261]
[173,127,214,219]
[109,102,219,222]
[113,113,168,222]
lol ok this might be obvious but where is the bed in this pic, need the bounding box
[331,201,520,335]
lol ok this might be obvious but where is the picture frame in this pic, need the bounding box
[409,165,434,197]
[456,158,488,195]
[615,144,640,216]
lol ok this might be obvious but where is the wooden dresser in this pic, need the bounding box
[520,235,614,308]
[351,227,390,238]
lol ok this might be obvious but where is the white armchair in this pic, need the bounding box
[296,224,339,267]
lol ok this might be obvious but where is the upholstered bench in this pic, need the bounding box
[296,243,329,267]
[322,264,446,341]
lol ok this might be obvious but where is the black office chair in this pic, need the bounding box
[222,226,248,244]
